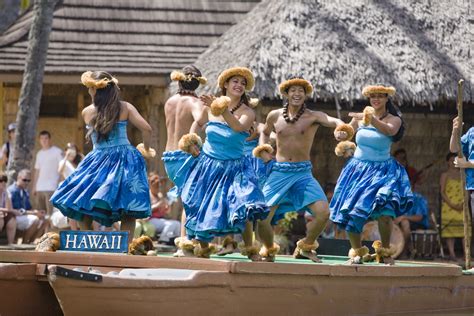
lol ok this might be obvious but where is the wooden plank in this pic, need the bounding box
[229,260,462,277]
[0,250,232,272]
[0,74,169,86]
[0,263,38,280]
[0,250,463,278]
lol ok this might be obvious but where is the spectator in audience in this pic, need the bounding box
[137,173,180,245]
[58,143,83,181]
[0,172,17,244]
[32,130,63,220]
[0,123,16,169]
[51,143,83,230]
[8,169,47,244]
[393,193,430,259]
[440,152,466,261]
[394,148,421,190]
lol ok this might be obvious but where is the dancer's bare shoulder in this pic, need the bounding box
[308,109,329,124]
[82,104,95,124]
[267,108,283,122]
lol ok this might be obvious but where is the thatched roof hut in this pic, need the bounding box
[0,0,259,176]
[195,0,472,105]
[0,0,258,81]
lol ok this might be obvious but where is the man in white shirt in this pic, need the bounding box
[32,131,63,218]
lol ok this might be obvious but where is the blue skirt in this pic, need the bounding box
[181,153,269,242]
[262,161,327,225]
[330,157,414,233]
[51,145,151,226]
[162,150,194,202]
[243,154,272,190]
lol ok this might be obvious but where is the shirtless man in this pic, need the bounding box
[162,65,206,255]
[254,77,352,262]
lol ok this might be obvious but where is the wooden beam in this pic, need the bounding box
[76,91,85,152]
[0,73,169,86]
[0,250,231,272]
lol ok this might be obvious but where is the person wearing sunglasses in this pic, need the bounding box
[7,169,47,244]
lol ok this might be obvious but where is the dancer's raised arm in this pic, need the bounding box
[126,102,152,150]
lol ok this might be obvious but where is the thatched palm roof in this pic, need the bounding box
[195,0,472,103]
[0,0,259,75]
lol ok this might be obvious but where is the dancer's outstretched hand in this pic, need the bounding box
[200,95,216,107]
[348,112,363,121]
[334,130,348,141]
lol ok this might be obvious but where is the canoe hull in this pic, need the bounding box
[48,265,474,316]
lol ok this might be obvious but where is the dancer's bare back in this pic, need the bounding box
[164,94,202,151]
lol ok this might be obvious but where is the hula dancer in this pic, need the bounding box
[256,77,351,262]
[450,117,474,234]
[162,65,206,256]
[179,67,269,259]
[330,84,413,265]
[216,120,273,256]
[51,71,155,245]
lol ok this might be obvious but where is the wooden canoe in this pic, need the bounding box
[1,250,474,315]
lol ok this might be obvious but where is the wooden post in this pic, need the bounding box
[76,91,85,152]
[456,79,471,270]
[0,81,4,170]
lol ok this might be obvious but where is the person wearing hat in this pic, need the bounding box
[0,123,16,168]
[254,76,351,262]
[177,66,269,259]
[330,84,414,265]
[162,65,207,256]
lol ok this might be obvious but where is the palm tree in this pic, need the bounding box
[7,0,59,183]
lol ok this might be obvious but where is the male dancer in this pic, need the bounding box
[162,65,206,256]
[254,77,353,262]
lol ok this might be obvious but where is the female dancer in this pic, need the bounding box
[216,119,272,256]
[178,67,268,259]
[51,71,155,244]
[330,84,414,264]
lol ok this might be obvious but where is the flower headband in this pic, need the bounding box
[81,71,119,89]
[170,71,207,85]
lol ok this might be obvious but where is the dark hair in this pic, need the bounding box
[66,143,83,167]
[39,130,51,138]
[0,172,7,183]
[17,169,30,179]
[221,75,249,106]
[446,152,457,161]
[368,83,405,142]
[178,65,202,91]
[86,71,121,142]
